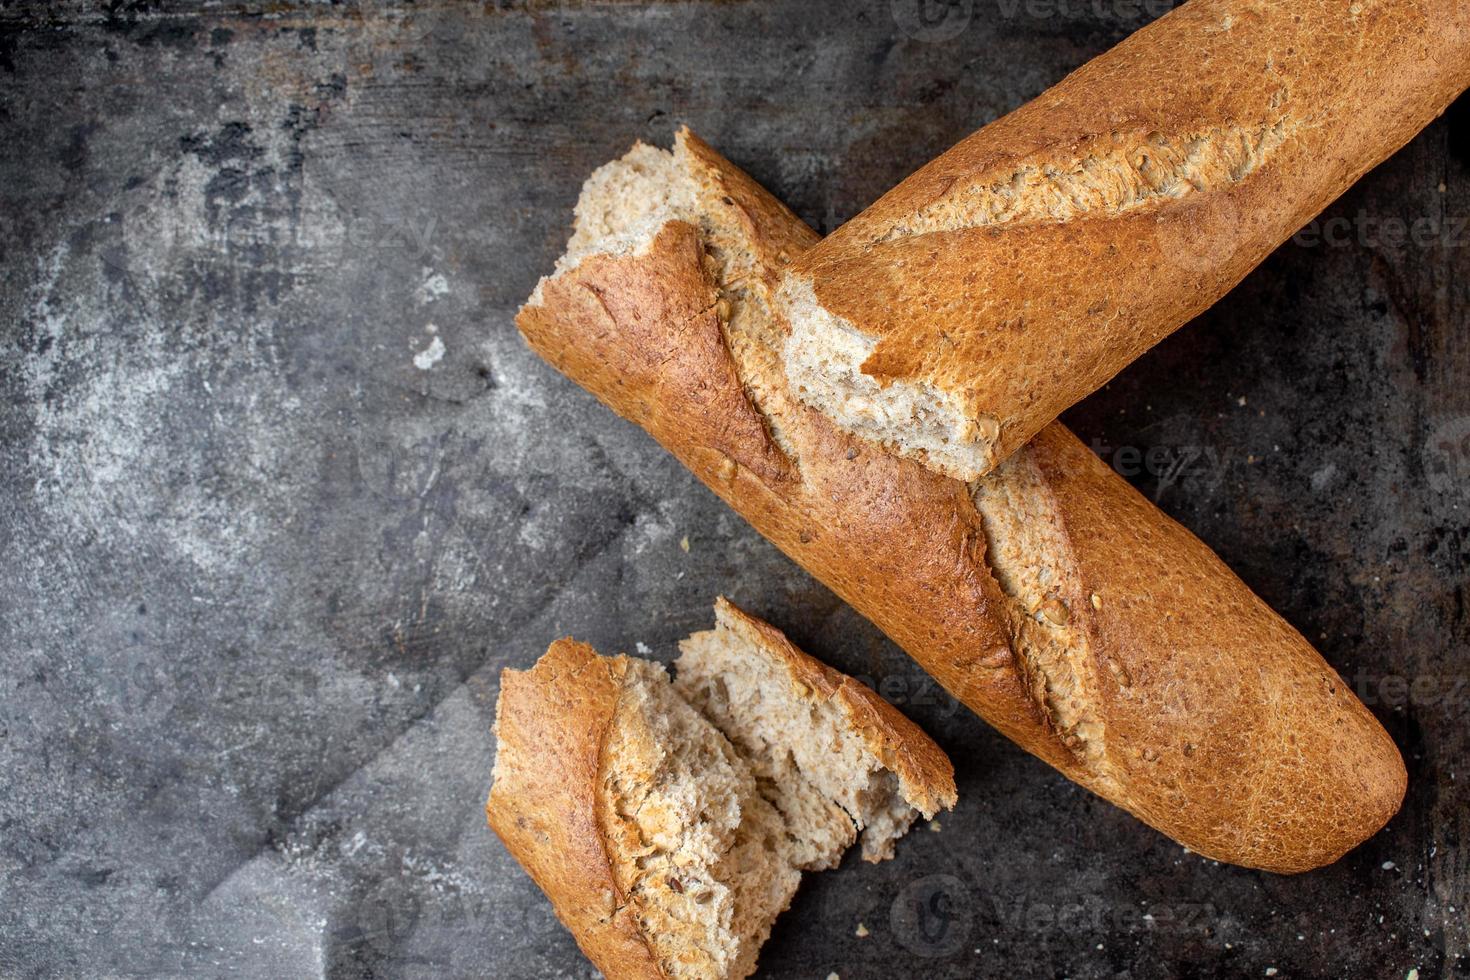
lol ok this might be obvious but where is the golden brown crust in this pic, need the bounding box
[712,596,958,818]
[1022,426,1407,869]
[790,0,1470,475]
[678,130,820,281]
[516,133,1406,872]
[519,219,793,493]
[485,641,666,980]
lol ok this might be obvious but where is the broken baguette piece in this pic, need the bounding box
[779,0,1470,480]
[485,597,956,980]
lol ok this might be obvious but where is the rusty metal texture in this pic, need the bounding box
[0,2,1466,977]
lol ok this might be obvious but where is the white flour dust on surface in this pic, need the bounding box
[8,61,371,577]
[414,335,446,370]
[16,120,329,579]
[415,269,449,305]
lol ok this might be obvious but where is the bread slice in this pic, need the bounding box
[515,128,1406,874]
[485,598,956,980]
[779,0,1470,480]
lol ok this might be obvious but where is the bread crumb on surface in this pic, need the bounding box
[855,922,869,938]
[680,535,690,552]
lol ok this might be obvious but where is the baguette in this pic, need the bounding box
[516,128,1406,873]
[779,0,1470,480]
[485,597,955,980]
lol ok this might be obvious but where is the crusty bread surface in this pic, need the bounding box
[485,597,956,980]
[780,0,1470,479]
[515,129,1406,874]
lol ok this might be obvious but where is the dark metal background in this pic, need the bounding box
[1,2,1466,977]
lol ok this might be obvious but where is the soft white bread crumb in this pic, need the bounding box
[676,600,932,863]
[526,141,696,308]
[600,657,799,980]
[779,274,999,481]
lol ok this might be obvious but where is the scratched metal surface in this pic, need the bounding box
[0,2,1466,978]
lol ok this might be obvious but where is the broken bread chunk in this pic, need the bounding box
[485,597,956,980]
[777,0,1470,481]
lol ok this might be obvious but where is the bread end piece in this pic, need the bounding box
[485,640,669,979]
[525,140,696,310]
[486,601,955,978]
[780,272,999,482]
[487,639,799,980]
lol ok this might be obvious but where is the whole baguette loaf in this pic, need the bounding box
[516,128,1406,873]
[780,0,1470,480]
[485,597,955,980]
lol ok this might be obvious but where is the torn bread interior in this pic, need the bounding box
[486,597,955,980]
